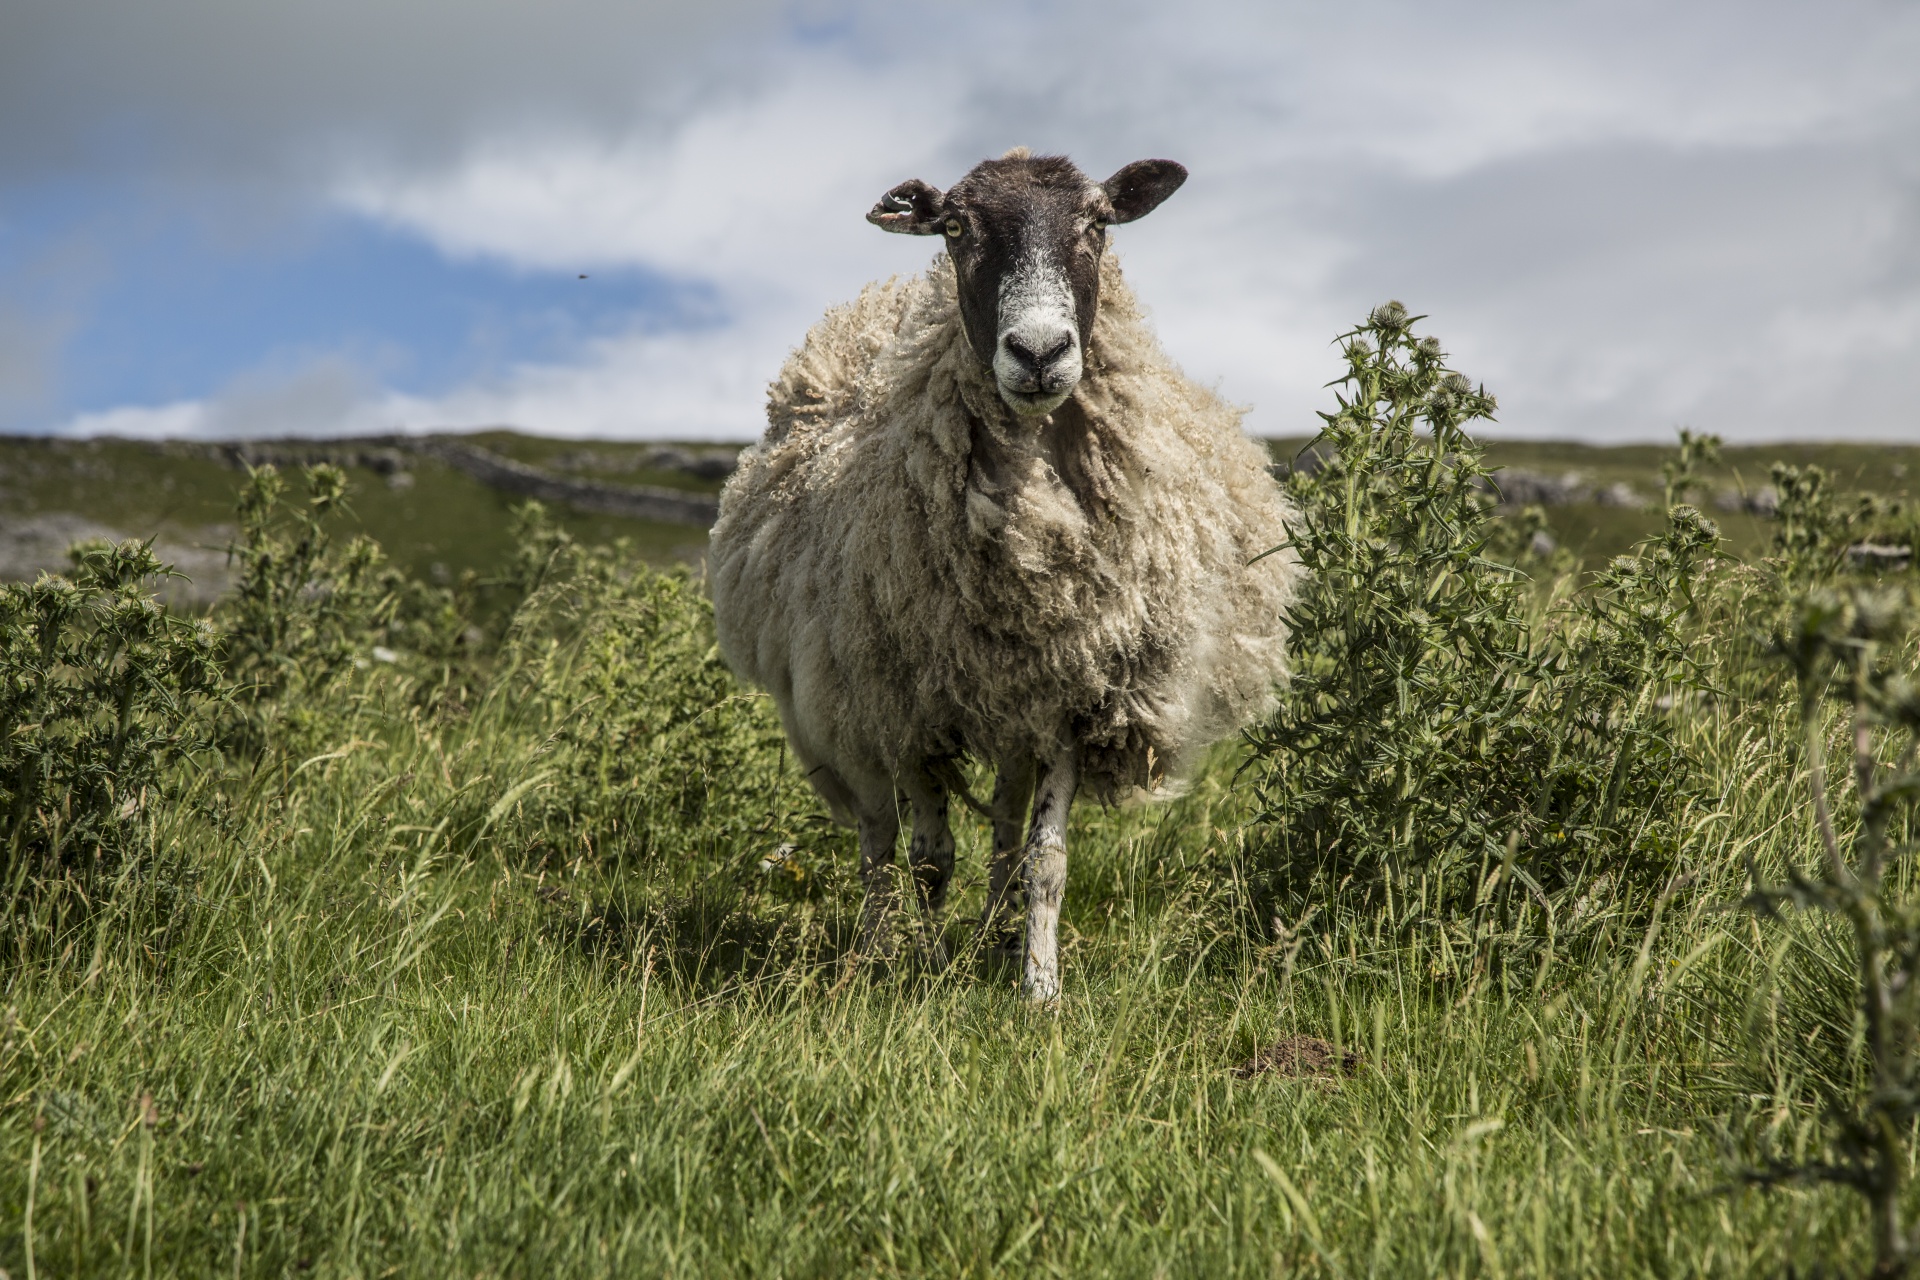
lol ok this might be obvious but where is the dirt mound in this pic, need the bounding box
[1232,1035,1364,1083]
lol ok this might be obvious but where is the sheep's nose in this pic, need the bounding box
[999,330,1076,389]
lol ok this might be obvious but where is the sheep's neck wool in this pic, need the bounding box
[714,253,1298,807]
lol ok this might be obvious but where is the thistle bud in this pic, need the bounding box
[1848,588,1905,641]
[1368,300,1410,333]
[1667,505,1720,551]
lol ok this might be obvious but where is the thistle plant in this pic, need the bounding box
[217,463,393,708]
[1739,586,1920,1276]
[493,504,832,880]
[1253,303,1712,933]
[1660,428,1722,509]
[0,538,221,898]
[1769,462,1906,585]
[214,462,479,749]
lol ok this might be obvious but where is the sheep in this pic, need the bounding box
[708,149,1301,1001]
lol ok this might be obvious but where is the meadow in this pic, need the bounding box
[4,312,1920,1277]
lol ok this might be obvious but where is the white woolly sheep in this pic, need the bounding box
[709,149,1301,1001]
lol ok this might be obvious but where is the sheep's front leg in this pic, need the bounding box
[1021,750,1077,1004]
[982,758,1036,959]
[904,777,954,971]
[854,807,902,963]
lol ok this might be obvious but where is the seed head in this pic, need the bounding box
[1368,300,1410,333]
[1849,588,1906,641]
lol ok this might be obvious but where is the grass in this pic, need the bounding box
[10,433,1915,594]
[0,435,714,585]
[1268,436,1920,565]
[3,414,1918,1275]
[1476,439,1920,565]
[0,631,1905,1277]
[458,429,739,496]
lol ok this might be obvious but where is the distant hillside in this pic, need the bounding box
[1,431,1912,602]
[0,432,737,602]
[1268,435,1917,566]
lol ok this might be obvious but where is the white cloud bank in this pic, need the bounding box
[26,0,1920,441]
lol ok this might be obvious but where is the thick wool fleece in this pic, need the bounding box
[709,253,1300,816]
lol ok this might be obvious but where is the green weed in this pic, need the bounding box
[1,539,220,899]
[1733,586,1920,1275]
[1251,304,1711,941]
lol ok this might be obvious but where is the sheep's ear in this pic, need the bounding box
[1102,160,1186,224]
[866,179,946,235]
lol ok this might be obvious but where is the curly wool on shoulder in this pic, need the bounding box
[708,149,1302,1002]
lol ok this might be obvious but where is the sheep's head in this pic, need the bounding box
[868,149,1186,417]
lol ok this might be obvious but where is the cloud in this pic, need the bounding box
[16,0,1920,441]
[389,325,794,439]
[0,0,793,181]
[0,305,69,424]
[55,325,782,441]
[59,355,386,440]
[1315,134,1920,438]
[323,46,966,437]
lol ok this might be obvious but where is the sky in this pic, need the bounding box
[2,0,1917,443]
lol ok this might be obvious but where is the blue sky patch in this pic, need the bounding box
[0,179,719,429]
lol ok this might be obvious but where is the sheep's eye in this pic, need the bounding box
[944,218,963,238]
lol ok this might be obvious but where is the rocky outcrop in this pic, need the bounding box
[215,437,723,526]
[0,513,233,606]
[412,441,719,525]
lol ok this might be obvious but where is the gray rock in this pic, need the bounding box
[1488,469,1588,507]
[1593,481,1649,509]
[1847,542,1912,571]
[0,513,233,608]
[1714,486,1778,516]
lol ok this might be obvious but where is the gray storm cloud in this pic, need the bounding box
[5,0,1920,440]
[0,0,790,176]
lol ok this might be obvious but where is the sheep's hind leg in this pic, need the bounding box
[981,758,1036,962]
[1021,750,1078,1004]
[852,806,903,966]
[904,776,955,972]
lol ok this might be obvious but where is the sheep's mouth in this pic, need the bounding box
[998,385,1073,417]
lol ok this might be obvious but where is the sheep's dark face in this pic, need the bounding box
[868,151,1186,417]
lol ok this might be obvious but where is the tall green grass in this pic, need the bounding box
[0,673,1890,1277]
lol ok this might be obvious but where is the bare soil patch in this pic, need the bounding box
[1232,1035,1364,1083]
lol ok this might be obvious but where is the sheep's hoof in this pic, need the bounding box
[1021,971,1062,1006]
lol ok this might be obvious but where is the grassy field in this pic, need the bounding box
[0,434,724,589]
[0,604,1896,1275]
[0,703,1874,1277]
[1271,435,1920,566]
[2,399,1918,1275]
[6,431,1915,591]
